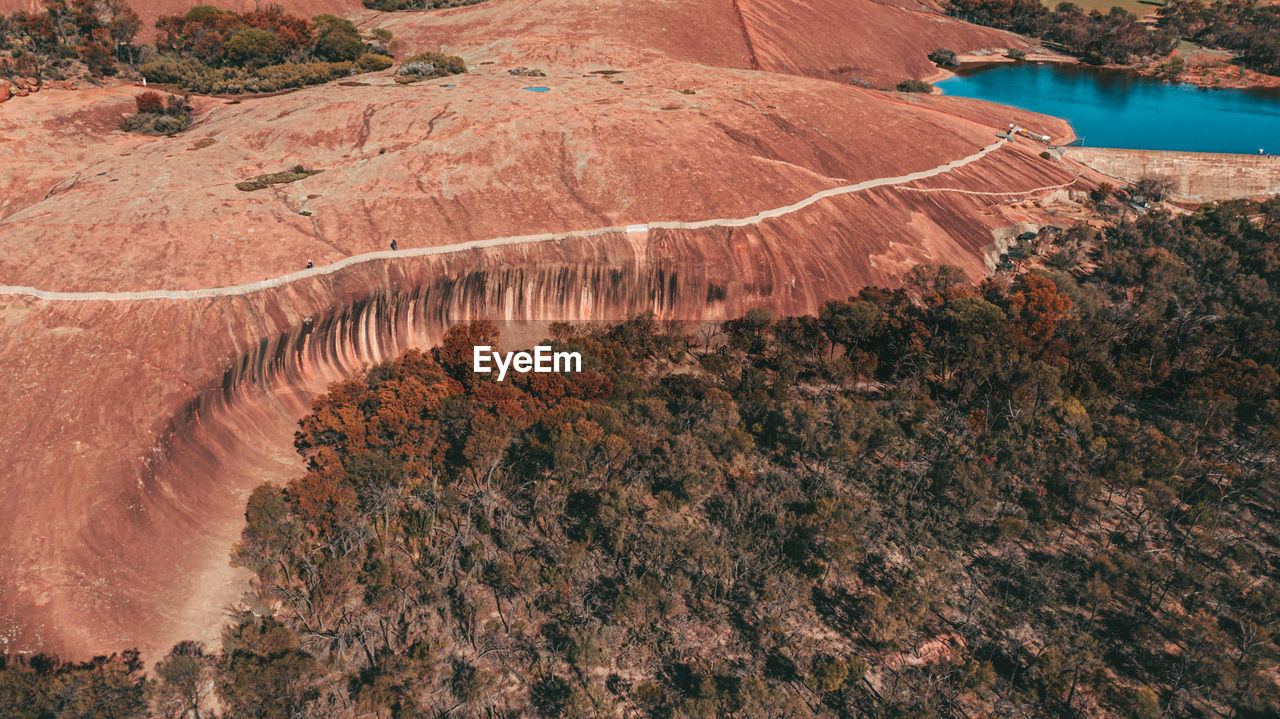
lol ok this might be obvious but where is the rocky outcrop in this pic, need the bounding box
[0,0,1086,660]
[0,69,1071,292]
[0,137,1086,658]
[9,76,40,93]
[0,81,9,103]
[739,0,1027,86]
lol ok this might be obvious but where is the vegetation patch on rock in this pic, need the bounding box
[928,47,958,66]
[2,4,400,91]
[355,53,393,72]
[896,78,933,92]
[362,0,486,11]
[235,165,322,191]
[139,8,392,94]
[396,51,466,79]
[119,91,192,136]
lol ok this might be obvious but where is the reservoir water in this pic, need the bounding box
[937,62,1280,155]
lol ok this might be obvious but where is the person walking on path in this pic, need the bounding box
[390,239,398,251]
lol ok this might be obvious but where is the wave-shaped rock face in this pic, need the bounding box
[64,256,718,659]
[0,0,1091,658]
[0,150,1083,656]
[0,238,795,656]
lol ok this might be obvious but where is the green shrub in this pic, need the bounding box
[807,655,852,693]
[122,92,193,135]
[356,53,394,72]
[896,78,933,93]
[311,14,365,62]
[1161,55,1185,80]
[928,47,957,66]
[1007,47,1027,60]
[139,57,201,85]
[121,111,191,136]
[224,27,282,69]
[152,114,189,135]
[246,61,353,92]
[397,51,466,78]
[141,57,354,94]
[1040,150,1054,160]
[165,94,193,116]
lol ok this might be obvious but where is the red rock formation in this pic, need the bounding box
[0,1,1091,660]
[0,82,10,103]
[373,0,1026,87]
[741,0,1026,86]
[0,68,1073,292]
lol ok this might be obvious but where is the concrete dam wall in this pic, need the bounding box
[1063,147,1280,202]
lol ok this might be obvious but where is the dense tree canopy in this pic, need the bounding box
[1,0,141,78]
[946,0,1179,65]
[946,0,1280,74]
[1159,0,1280,75]
[1,2,392,92]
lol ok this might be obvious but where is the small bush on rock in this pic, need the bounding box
[135,91,165,114]
[356,53,394,72]
[236,165,323,191]
[122,93,194,135]
[896,78,933,93]
[141,58,355,94]
[362,0,486,10]
[397,51,466,78]
[928,47,957,66]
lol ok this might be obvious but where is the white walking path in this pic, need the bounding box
[0,138,1015,303]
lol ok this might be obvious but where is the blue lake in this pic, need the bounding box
[937,62,1280,155]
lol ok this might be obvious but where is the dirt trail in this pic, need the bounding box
[0,137,1013,303]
